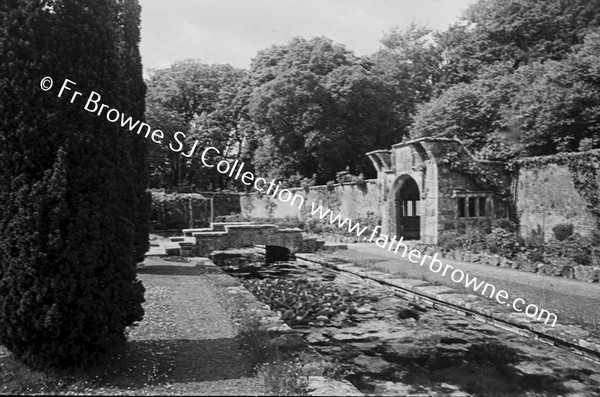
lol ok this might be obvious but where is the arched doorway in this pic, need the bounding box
[395,177,421,240]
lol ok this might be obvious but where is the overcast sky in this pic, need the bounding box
[139,0,475,72]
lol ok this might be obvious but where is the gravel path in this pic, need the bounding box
[93,257,266,395]
[337,243,600,329]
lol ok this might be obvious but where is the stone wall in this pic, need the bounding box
[515,151,600,241]
[240,180,381,233]
[196,192,242,217]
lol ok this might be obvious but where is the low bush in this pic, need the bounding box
[441,221,599,269]
[258,360,309,396]
[484,227,521,256]
[552,223,574,241]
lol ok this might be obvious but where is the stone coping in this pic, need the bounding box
[182,227,212,234]
[274,227,303,233]
[191,231,228,237]
[210,221,255,229]
[296,252,600,363]
[224,224,278,230]
[211,221,255,226]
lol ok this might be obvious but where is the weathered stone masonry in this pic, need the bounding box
[514,151,600,242]
[239,138,599,245]
[367,137,510,245]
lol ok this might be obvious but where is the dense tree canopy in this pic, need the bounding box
[145,0,600,190]
[247,36,405,184]
[412,0,600,160]
[145,60,249,190]
[436,0,600,87]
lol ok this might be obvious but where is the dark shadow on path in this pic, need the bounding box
[137,265,201,276]
[92,337,253,390]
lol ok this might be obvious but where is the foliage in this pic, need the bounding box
[237,315,310,395]
[550,235,596,266]
[435,0,600,87]
[568,151,600,231]
[238,316,279,367]
[438,148,511,201]
[326,181,335,193]
[150,189,208,203]
[145,60,251,190]
[439,219,522,257]
[514,150,600,231]
[370,24,442,137]
[149,189,210,230]
[247,36,405,183]
[243,278,375,327]
[552,224,574,242]
[258,360,309,396]
[335,168,367,188]
[413,11,600,161]
[440,222,599,268]
[0,0,145,368]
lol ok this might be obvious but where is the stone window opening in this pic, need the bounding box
[455,192,492,218]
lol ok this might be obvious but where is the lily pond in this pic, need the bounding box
[210,249,600,397]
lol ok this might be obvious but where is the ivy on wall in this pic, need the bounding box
[438,150,511,201]
[513,150,600,231]
[241,194,255,215]
[149,189,210,230]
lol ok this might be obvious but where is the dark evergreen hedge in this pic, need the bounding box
[0,0,147,368]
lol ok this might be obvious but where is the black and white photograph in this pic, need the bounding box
[1,0,600,395]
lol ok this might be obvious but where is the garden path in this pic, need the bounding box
[338,243,600,330]
[94,257,266,395]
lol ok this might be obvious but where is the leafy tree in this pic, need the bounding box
[0,0,145,368]
[411,29,600,159]
[436,0,600,88]
[247,36,404,183]
[411,63,521,159]
[506,31,600,155]
[372,24,442,115]
[145,60,250,190]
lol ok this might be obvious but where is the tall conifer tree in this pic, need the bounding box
[0,0,146,368]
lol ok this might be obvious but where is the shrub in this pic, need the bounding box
[438,231,463,251]
[552,223,574,241]
[484,227,521,256]
[553,235,594,266]
[355,173,367,189]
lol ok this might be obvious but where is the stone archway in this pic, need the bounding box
[394,176,421,240]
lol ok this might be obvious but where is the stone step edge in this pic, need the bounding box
[295,252,600,364]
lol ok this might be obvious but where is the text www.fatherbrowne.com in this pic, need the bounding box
[309,202,558,327]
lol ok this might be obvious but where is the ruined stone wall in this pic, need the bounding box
[240,180,381,230]
[515,152,600,241]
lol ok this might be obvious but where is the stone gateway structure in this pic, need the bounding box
[368,137,600,245]
[367,137,510,245]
